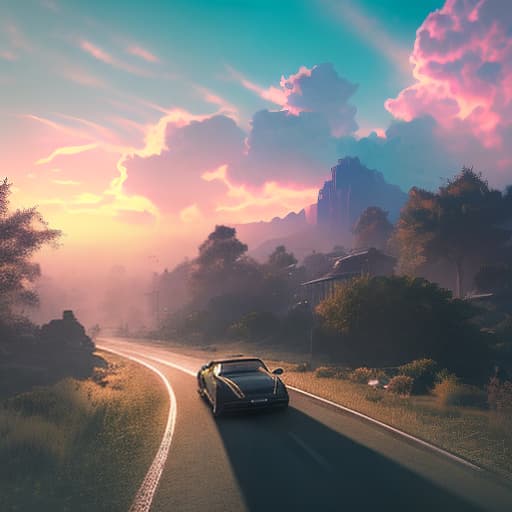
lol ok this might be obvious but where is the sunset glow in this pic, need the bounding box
[1,0,511,275]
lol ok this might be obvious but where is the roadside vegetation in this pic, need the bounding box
[280,363,512,479]
[0,351,168,512]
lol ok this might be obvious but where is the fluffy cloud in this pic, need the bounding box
[232,109,338,186]
[279,63,358,136]
[124,115,245,213]
[337,116,459,190]
[385,0,512,149]
[232,63,358,137]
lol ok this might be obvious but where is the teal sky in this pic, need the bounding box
[1,0,510,287]
[1,0,442,133]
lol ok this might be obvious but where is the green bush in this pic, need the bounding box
[316,275,491,379]
[399,358,437,394]
[387,375,414,396]
[434,377,487,408]
[348,367,373,384]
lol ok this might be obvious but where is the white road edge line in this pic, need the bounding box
[99,344,482,473]
[287,385,482,471]
[97,346,178,512]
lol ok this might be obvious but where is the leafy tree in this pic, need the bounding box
[393,168,512,297]
[190,225,261,307]
[316,275,490,380]
[352,206,393,251]
[266,245,297,270]
[0,179,60,319]
[197,225,247,267]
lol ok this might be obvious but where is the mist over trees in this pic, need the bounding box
[150,165,512,383]
[352,206,393,251]
[393,168,512,297]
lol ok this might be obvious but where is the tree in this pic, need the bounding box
[393,168,512,297]
[197,225,247,267]
[0,179,61,319]
[316,275,490,380]
[190,225,260,306]
[266,245,297,270]
[352,206,393,250]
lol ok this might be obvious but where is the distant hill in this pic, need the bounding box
[249,225,350,263]
[235,210,310,253]
[236,156,407,262]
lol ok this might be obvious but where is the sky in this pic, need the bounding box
[1,0,512,277]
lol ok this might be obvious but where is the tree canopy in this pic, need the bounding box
[266,245,297,270]
[352,206,393,251]
[393,168,512,297]
[0,179,61,319]
[316,275,490,379]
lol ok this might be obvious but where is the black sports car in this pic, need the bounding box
[197,357,289,416]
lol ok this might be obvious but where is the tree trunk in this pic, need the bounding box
[455,258,464,298]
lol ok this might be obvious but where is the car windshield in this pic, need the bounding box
[219,360,266,375]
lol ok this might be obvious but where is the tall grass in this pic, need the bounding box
[0,354,168,512]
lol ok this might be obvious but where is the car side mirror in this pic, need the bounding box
[272,368,284,375]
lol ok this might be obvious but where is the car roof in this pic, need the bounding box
[209,357,265,365]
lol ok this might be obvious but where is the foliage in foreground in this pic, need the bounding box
[316,275,491,380]
[434,376,488,408]
[387,375,414,396]
[0,355,167,512]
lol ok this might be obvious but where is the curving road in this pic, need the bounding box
[98,337,512,512]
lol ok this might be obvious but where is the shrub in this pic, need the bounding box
[488,378,512,413]
[434,368,454,384]
[387,375,414,396]
[316,275,490,378]
[399,358,437,394]
[315,366,337,378]
[293,362,311,373]
[349,367,373,384]
[434,377,487,408]
[314,366,347,379]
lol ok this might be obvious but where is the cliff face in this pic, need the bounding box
[317,156,407,231]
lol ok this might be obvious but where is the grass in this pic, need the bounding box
[0,351,168,512]
[280,370,512,480]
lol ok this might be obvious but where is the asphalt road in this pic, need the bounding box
[98,337,512,512]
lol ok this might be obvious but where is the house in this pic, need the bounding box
[302,248,396,306]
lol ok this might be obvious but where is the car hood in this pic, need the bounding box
[219,372,277,397]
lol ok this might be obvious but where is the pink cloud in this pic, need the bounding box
[79,39,151,76]
[127,45,159,63]
[385,0,512,148]
[226,65,286,105]
[80,40,113,64]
